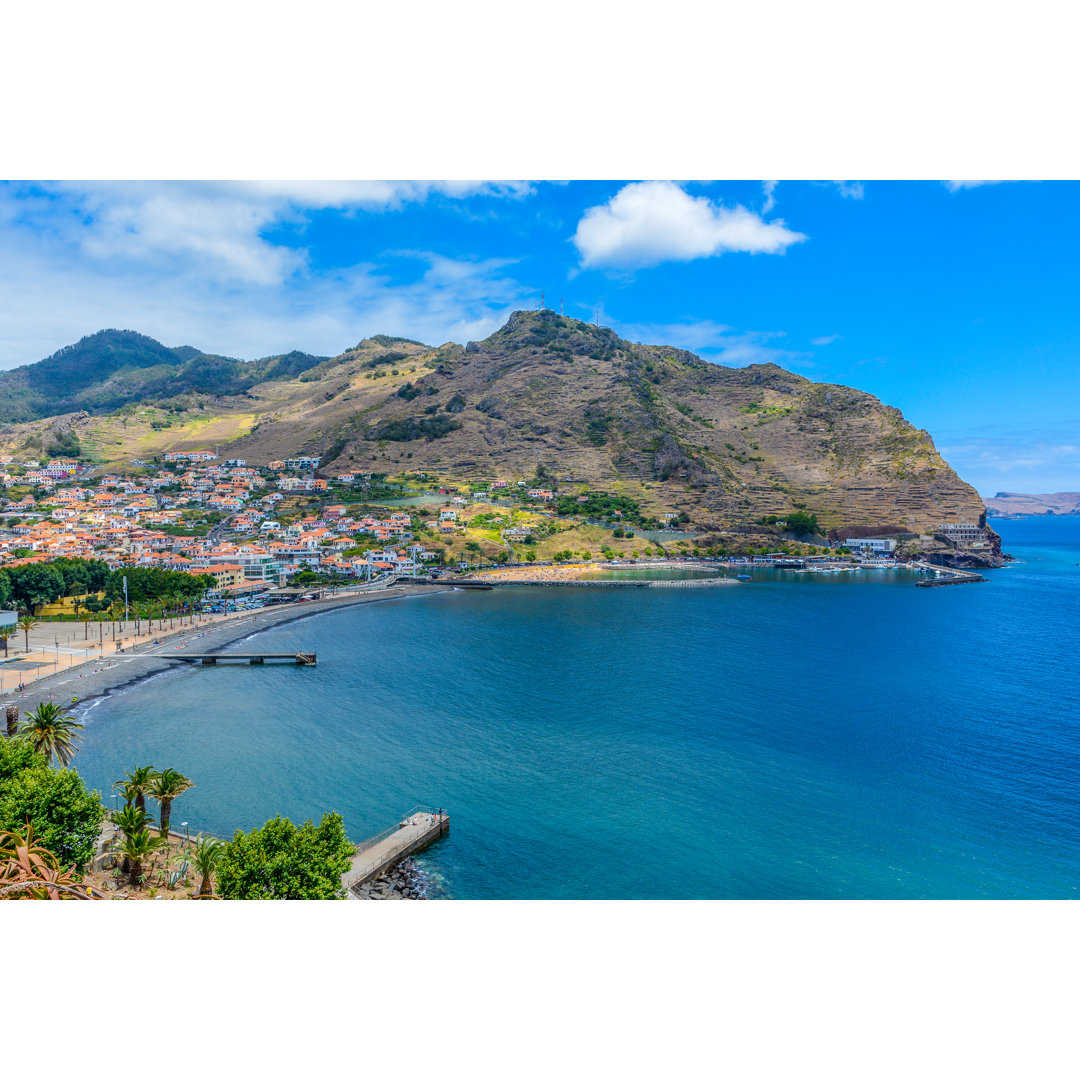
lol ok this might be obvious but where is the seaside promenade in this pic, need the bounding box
[1,580,452,714]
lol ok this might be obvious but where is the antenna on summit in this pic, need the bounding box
[560,298,564,316]
[541,291,545,311]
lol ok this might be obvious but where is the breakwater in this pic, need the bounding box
[460,578,650,588]
[911,561,986,587]
[350,857,435,900]
[453,577,737,589]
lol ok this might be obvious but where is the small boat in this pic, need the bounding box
[736,574,752,581]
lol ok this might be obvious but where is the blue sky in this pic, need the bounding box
[0,179,1076,497]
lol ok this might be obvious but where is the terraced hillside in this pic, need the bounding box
[0,312,987,534]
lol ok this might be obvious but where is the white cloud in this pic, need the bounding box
[572,181,807,271]
[936,420,1080,496]
[6,181,536,287]
[230,181,536,208]
[811,334,841,346]
[613,318,811,368]
[0,219,532,367]
[613,319,734,352]
[761,180,778,214]
[831,181,865,200]
[711,336,813,368]
[943,181,1003,192]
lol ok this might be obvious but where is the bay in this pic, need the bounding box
[73,516,1080,898]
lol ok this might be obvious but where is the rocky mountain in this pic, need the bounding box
[0,311,989,536]
[985,491,1080,518]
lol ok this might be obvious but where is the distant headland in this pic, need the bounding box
[984,492,1080,519]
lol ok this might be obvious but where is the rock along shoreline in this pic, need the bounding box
[349,858,437,900]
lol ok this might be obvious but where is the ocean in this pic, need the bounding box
[72,516,1080,898]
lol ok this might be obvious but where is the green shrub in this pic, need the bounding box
[216,813,355,900]
[0,738,104,870]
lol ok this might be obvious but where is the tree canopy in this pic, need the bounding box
[0,737,104,871]
[216,813,354,900]
[0,557,210,612]
[104,566,213,605]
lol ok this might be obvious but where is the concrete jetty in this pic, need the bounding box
[341,806,449,894]
[911,561,986,587]
[166,652,317,665]
[647,577,739,588]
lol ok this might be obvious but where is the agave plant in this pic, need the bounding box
[19,702,84,767]
[162,866,184,889]
[161,853,191,889]
[0,823,101,900]
[149,768,194,838]
[192,835,224,898]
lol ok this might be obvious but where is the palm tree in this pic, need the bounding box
[111,804,153,875]
[113,767,159,813]
[19,702,83,767]
[113,780,139,811]
[0,629,13,657]
[149,768,194,837]
[193,835,224,898]
[112,804,153,839]
[166,594,181,629]
[116,827,166,887]
[16,615,38,653]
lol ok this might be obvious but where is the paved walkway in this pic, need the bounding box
[2,581,448,712]
[342,811,449,891]
[0,607,265,697]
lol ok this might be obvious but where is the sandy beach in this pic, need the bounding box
[466,559,684,583]
[4,582,453,717]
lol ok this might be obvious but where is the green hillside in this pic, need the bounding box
[0,330,327,421]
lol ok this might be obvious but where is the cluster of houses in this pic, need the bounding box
[0,449,440,603]
[0,457,81,490]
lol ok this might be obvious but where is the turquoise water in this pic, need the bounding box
[73,517,1080,898]
[591,565,725,580]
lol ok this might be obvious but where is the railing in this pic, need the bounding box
[351,805,440,853]
[342,806,448,892]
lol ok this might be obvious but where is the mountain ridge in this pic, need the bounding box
[0,312,989,539]
[0,329,328,421]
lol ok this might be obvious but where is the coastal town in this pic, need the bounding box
[0,447,1000,614]
[0,450,442,603]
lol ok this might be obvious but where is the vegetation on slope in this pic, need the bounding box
[0,311,987,535]
[0,330,327,421]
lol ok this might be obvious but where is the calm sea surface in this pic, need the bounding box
[74,517,1080,898]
